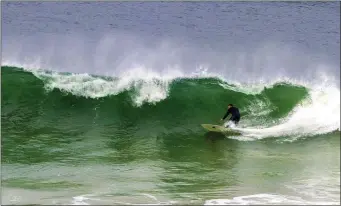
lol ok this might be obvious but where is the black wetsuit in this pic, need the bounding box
[222,106,240,124]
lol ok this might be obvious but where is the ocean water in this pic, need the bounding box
[1,2,340,205]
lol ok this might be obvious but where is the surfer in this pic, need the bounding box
[220,104,240,127]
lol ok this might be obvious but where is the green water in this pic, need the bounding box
[1,67,340,204]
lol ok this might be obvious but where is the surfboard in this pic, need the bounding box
[201,124,241,135]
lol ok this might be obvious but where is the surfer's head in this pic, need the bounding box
[228,104,233,108]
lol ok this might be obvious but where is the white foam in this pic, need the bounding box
[234,80,340,140]
[204,193,339,205]
[70,193,176,205]
[20,65,185,107]
[71,194,103,205]
[2,61,222,107]
[243,98,275,117]
[71,195,90,205]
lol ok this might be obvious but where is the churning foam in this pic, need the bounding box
[204,193,339,205]
[14,64,186,107]
[71,193,176,205]
[233,78,340,140]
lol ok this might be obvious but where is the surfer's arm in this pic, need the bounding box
[221,111,230,120]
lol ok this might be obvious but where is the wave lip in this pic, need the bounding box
[2,63,221,107]
[31,65,187,106]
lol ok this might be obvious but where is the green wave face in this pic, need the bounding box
[2,66,308,135]
[2,65,340,169]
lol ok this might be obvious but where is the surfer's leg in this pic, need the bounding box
[233,116,240,125]
[228,116,240,127]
